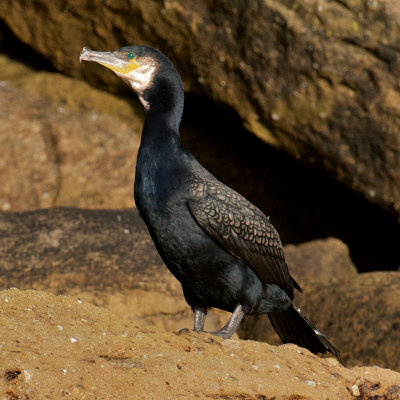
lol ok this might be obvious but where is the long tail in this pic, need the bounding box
[268,305,340,358]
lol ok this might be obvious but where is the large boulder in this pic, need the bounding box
[1,0,400,220]
[1,288,400,399]
[284,237,358,283]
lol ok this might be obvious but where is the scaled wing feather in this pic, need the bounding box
[188,172,294,298]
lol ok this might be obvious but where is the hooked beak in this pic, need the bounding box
[79,47,140,74]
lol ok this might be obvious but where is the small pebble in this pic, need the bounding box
[271,113,280,121]
[57,325,64,331]
[23,369,32,382]
[351,384,360,396]
[70,337,78,343]
[305,380,316,387]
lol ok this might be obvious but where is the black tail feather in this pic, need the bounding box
[268,305,340,358]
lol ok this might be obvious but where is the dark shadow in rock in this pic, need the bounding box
[0,21,57,72]
[181,94,400,272]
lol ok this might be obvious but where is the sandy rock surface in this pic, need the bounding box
[1,288,400,400]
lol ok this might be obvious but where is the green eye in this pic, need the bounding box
[128,52,135,60]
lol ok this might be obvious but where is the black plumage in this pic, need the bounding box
[80,45,339,358]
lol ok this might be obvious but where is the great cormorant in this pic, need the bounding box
[80,45,339,357]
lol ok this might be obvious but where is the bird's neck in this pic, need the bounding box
[134,75,186,214]
[139,73,184,149]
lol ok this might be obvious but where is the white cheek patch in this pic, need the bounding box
[127,57,159,93]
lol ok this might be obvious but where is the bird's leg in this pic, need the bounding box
[193,306,207,332]
[207,304,244,339]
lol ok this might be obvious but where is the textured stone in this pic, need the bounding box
[284,237,358,283]
[1,0,400,220]
[1,208,399,371]
[1,288,400,399]
[0,207,228,333]
[0,71,140,211]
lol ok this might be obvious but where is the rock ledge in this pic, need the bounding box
[1,289,399,399]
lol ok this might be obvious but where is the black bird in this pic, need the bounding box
[80,45,339,357]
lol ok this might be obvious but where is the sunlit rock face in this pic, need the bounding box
[1,0,400,221]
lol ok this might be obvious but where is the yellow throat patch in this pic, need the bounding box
[100,59,140,75]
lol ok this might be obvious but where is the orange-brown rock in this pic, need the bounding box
[1,0,400,220]
[0,77,140,211]
[284,237,358,283]
[1,288,400,399]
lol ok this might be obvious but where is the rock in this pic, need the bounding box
[1,288,400,399]
[239,271,400,372]
[1,1,400,220]
[1,50,400,275]
[284,237,358,283]
[1,208,399,371]
[0,54,140,124]
[0,70,140,211]
[0,84,59,211]
[0,207,228,333]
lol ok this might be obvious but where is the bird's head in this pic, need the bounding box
[80,44,184,118]
[80,45,179,109]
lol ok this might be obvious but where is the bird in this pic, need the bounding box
[80,45,339,358]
